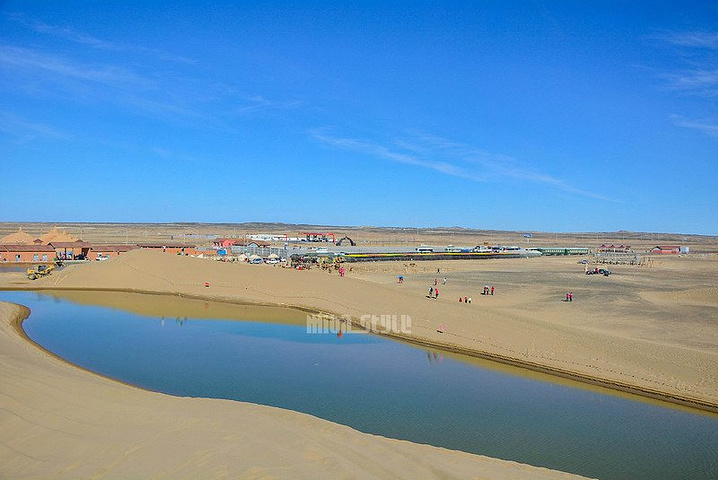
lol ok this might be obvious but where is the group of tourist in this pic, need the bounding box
[459,285,495,303]
[423,280,496,303]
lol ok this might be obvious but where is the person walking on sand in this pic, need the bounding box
[429,286,434,297]
[434,278,438,286]
[443,277,447,285]
[569,291,573,302]
[434,288,439,299]
[491,286,495,296]
[468,296,472,304]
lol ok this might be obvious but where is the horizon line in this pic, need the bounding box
[0,221,715,238]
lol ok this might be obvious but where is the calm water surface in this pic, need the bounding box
[5,291,717,480]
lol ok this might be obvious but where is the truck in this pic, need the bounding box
[26,264,55,280]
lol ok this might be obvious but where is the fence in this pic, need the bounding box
[594,252,642,265]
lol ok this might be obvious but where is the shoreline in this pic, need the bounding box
[0,298,592,480]
[7,298,175,398]
[6,284,718,414]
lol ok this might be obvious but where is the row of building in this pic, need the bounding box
[0,228,202,263]
[0,242,199,263]
[597,244,688,255]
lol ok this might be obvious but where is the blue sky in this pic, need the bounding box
[1,1,716,234]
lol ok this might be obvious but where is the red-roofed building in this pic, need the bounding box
[0,244,56,263]
[213,238,239,249]
[50,240,92,260]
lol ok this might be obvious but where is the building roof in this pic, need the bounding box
[239,239,271,247]
[49,241,93,248]
[0,244,56,252]
[213,238,271,247]
[136,243,196,249]
[0,228,36,244]
[39,227,77,244]
[90,244,139,252]
[213,238,238,244]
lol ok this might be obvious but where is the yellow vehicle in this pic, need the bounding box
[26,264,55,280]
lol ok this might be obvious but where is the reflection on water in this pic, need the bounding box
[5,291,718,480]
[0,265,27,273]
[159,316,189,327]
[426,350,444,364]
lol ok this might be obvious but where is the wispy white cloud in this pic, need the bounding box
[119,95,209,121]
[0,44,292,134]
[403,134,614,199]
[0,110,69,142]
[313,129,613,201]
[313,130,486,182]
[0,15,302,136]
[0,44,225,126]
[659,69,718,97]
[0,45,155,90]
[7,13,195,64]
[24,20,122,51]
[652,30,718,98]
[235,95,304,116]
[652,30,718,139]
[670,115,718,137]
[656,31,718,50]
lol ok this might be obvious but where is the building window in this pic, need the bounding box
[33,254,39,261]
[42,254,48,261]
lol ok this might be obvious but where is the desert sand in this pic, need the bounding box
[2,248,717,478]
